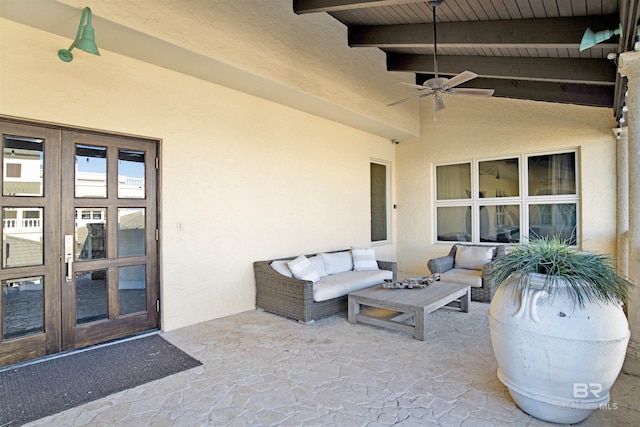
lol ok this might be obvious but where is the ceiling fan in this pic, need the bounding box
[387,0,494,111]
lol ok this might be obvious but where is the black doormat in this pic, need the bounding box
[0,334,202,426]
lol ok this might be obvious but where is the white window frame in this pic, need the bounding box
[434,149,580,245]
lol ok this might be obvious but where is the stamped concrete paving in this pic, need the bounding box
[26,302,639,426]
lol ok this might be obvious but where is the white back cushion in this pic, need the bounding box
[270,260,293,278]
[309,255,328,278]
[321,251,353,275]
[454,246,494,270]
[351,247,379,271]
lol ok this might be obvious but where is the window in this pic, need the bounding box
[371,160,390,243]
[435,151,578,245]
[5,163,21,178]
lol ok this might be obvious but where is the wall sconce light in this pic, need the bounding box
[58,7,100,62]
[579,24,622,51]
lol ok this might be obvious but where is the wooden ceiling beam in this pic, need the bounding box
[293,0,425,14]
[349,15,620,49]
[387,53,616,85]
[414,76,615,108]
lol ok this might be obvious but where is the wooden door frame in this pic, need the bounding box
[0,116,161,365]
[60,130,160,350]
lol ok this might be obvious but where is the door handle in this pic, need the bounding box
[66,257,73,282]
[64,235,73,282]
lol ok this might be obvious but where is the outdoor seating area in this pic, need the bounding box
[2,2,640,425]
[23,304,638,426]
[254,249,397,323]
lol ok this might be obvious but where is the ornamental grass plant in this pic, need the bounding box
[488,236,631,309]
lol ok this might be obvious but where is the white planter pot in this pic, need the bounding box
[489,272,630,424]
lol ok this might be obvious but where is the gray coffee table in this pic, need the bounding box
[348,281,470,340]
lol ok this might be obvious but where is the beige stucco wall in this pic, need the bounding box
[397,95,618,274]
[0,0,622,333]
[0,18,397,330]
[1,0,419,139]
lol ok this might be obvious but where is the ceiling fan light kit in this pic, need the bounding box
[388,0,494,111]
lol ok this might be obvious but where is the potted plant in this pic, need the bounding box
[487,237,631,424]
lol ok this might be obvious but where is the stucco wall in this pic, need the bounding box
[397,95,618,274]
[0,0,621,332]
[1,0,419,139]
[0,18,397,330]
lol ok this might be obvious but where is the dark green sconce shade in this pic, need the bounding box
[579,23,622,51]
[58,7,100,62]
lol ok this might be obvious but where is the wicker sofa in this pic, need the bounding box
[427,244,506,302]
[254,249,397,323]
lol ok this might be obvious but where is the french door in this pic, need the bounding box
[0,119,159,367]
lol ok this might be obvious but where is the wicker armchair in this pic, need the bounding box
[427,244,506,302]
[254,252,397,323]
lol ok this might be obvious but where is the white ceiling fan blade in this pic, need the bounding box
[396,82,428,90]
[448,88,495,97]
[445,71,479,88]
[387,93,430,106]
[434,93,446,111]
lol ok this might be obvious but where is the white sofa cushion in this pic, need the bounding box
[270,260,293,278]
[287,255,320,283]
[321,251,353,275]
[441,268,483,287]
[351,247,379,271]
[309,255,328,278]
[454,246,494,270]
[313,270,393,302]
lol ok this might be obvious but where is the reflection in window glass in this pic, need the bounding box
[3,135,44,197]
[2,276,44,340]
[529,203,577,245]
[118,150,145,199]
[479,158,519,198]
[371,162,388,242]
[528,153,576,196]
[2,207,43,268]
[436,206,471,242]
[75,208,107,261]
[76,145,107,198]
[436,163,471,200]
[119,265,146,316]
[118,208,145,257]
[480,205,520,243]
[76,270,108,324]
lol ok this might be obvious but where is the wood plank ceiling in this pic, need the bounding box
[294,0,640,121]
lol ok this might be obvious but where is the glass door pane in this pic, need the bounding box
[75,270,107,324]
[2,276,44,340]
[2,135,43,197]
[118,208,145,257]
[75,144,107,198]
[118,150,145,199]
[119,265,146,316]
[75,208,107,260]
[2,207,43,267]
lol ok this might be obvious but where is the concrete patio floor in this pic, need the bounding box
[26,300,639,426]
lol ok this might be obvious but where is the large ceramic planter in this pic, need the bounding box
[489,273,630,424]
